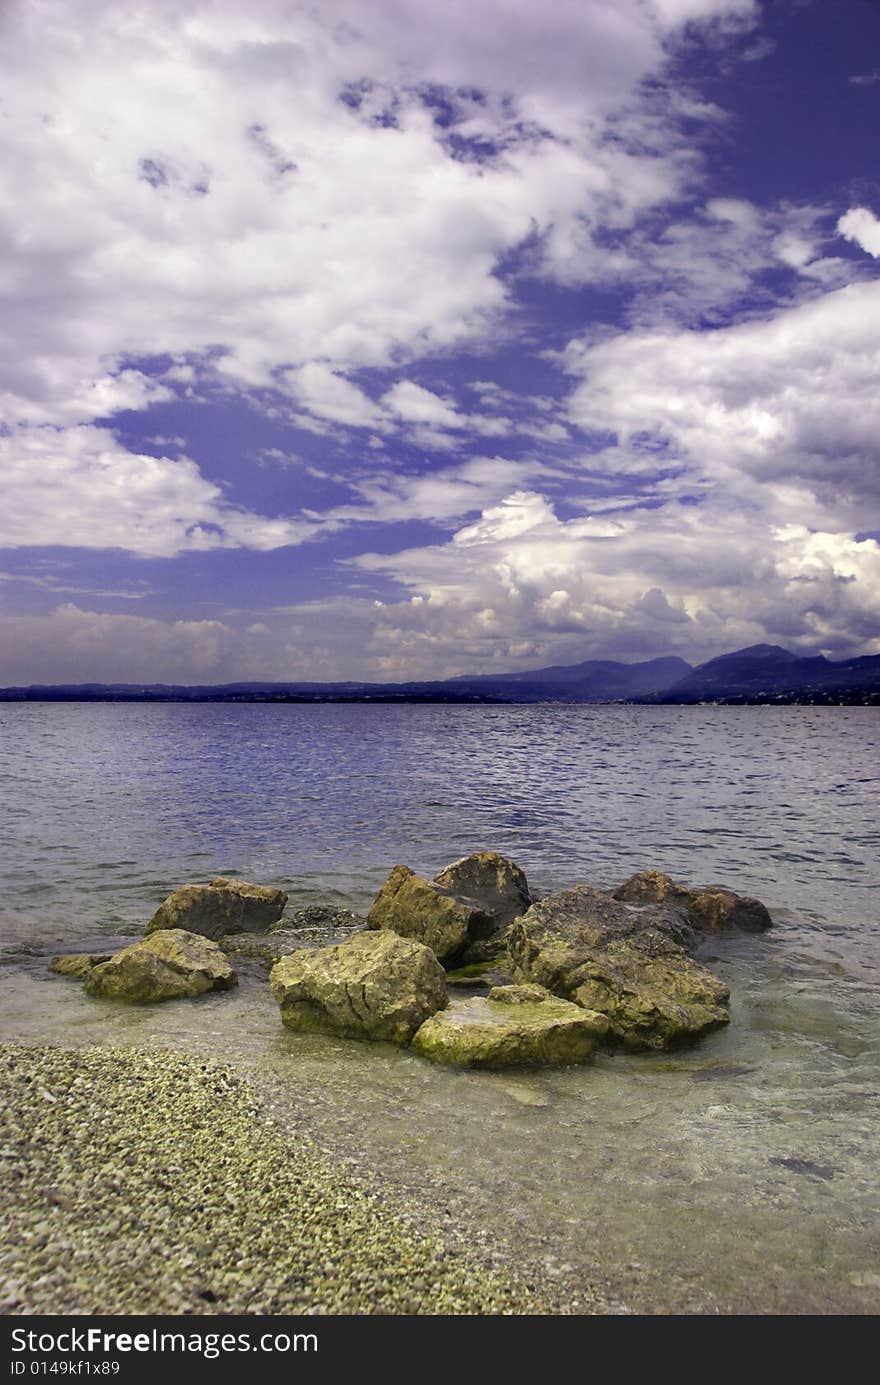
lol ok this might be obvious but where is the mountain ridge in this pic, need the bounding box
[1,645,878,704]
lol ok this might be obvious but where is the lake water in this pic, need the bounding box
[1,702,878,1313]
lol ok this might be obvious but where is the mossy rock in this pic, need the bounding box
[270,930,447,1045]
[51,953,113,979]
[508,885,730,1051]
[410,993,608,1069]
[85,929,237,1002]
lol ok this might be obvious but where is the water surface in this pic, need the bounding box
[1,703,878,1313]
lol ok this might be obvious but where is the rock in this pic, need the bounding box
[507,885,730,1051]
[85,930,237,1002]
[270,930,447,1045]
[486,983,553,1005]
[434,851,532,963]
[146,877,287,939]
[411,993,608,1068]
[50,953,113,978]
[434,851,531,928]
[365,864,493,965]
[613,869,772,933]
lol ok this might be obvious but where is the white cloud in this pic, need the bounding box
[564,280,880,529]
[0,0,759,436]
[0,426,317,558]
[382,381,462,429]
[838,206,880,259]
[342,490,880,677]
[284,364,386,429]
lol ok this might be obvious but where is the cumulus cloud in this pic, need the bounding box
[342,491,880,677]
[564,280,880,530]
[0,426,317,557]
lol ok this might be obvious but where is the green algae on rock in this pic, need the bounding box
[507,885,730,1051]
[50,952,113,978]
[270,930,447,1044]
[613,869,772,934]
[146,876,287,940]
[411,991,608,1068]
[85,929,237,1002]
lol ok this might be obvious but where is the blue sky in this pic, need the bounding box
[2,0,880,683]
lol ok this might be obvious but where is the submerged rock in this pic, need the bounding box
[146,877,287,940]
[50,953,113,978]
[411,992,608,1068]
[366,851,530,965]
[613,869,772,934]
[365,864,492,965]
[85,929,237,1002]
[507,885,729,1051]
[270,930,447,1045]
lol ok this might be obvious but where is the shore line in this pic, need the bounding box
[0,1041,624,1317]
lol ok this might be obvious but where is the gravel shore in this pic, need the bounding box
[0,1042,596,1316]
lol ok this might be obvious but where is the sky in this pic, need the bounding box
[2,0,880,685]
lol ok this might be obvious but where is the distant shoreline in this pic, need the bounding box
[1,690,877,705]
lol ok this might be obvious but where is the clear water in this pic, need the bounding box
[1,702,878,1314]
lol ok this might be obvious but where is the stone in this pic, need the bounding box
[365,864,493,964]
[270,930,447,1045]
[146,876,287,939]
[433,851,531,929]
[410,993,608,1068]
[486,983,553,1005]
[613,869,772,934]
[85,930,237,1002]
[50,953,113,978]
[507,885,730,1051]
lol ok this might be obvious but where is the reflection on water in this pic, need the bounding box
[0,703,879,1313]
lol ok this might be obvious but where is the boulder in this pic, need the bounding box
[365,864,492,965]
[146,876,287,939]
[270,930,447,1045]
[507,885,729,1051]
[85,929,237,1002]
[613,869,772,933]
[411,992,608,1068]
[51,952,113,978]
[433,851,531,929]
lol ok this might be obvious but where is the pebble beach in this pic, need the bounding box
[0,1042,606,1317]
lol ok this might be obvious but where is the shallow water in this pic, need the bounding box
[1,702,879,1313]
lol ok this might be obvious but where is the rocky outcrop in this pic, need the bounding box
[146,877,287,939]
[365,864,493,964]
[411,990,608,1068]
[613,869,772,933]
[51,952,113,978]
[85,929,237,1002]
[507,885,729,1050]
[270,931,447,1045]
[366,852,530,965]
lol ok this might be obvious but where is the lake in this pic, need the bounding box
[1,702,878,1313]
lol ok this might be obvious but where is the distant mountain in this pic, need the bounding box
[653,644,880,704]
[437,655,692,702]
[1,646,878,704]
